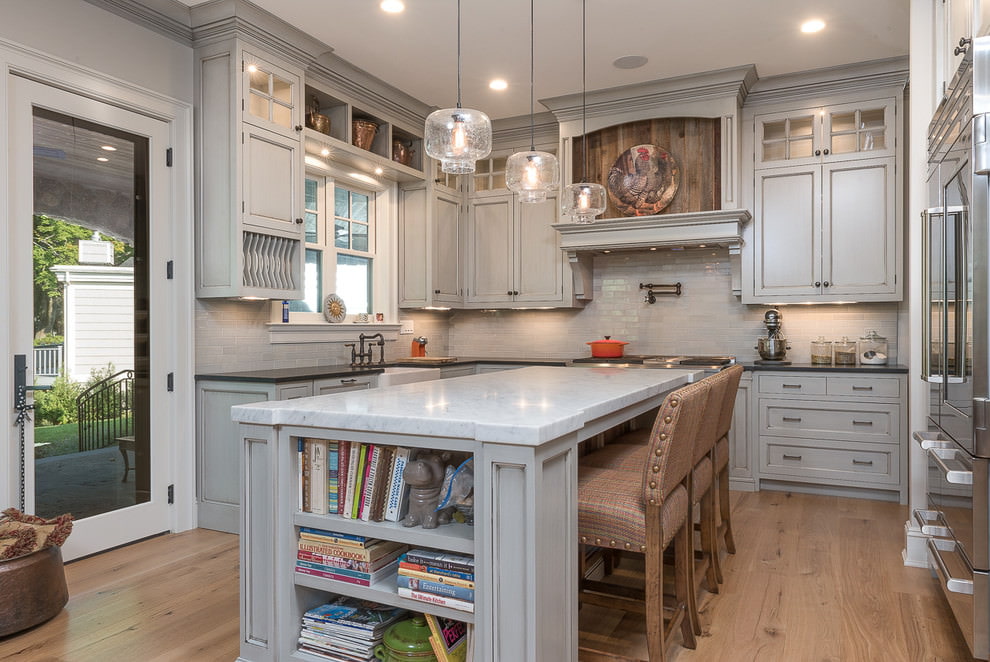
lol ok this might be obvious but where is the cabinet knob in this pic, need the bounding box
[295,218,303,224]
[814,281,821,287]
[295,124,303,132]
[823,280,830,287]
[434,289,440,294]
[507,290,513,296]
[513,290,519,296]
[815,149,821,156]
[822,148,830,155]
[956,37,972,56]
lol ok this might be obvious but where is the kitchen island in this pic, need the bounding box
[230,366,700,662]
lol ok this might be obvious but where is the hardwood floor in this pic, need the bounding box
[0,491,972,661]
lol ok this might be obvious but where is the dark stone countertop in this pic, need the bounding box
[740,362,909,374]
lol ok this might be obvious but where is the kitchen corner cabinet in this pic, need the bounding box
[196,374,376,534]
[755,371,907,503]
[195,39,305,299]
[398,178,464,308]
[747,96,902,303]
[727,372,756,491]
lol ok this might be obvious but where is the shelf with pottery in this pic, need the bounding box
[302,83,425,184]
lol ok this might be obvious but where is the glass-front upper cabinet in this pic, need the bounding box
[242,51,301,138]
[756,98,896,168]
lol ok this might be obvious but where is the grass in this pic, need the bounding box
[34,417,132,459]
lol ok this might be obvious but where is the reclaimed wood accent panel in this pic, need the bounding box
[572,117,721,218]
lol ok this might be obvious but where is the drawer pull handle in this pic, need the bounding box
[782,416,802,422]
[852,459,874,466]
[782,384,802,389]
[340,378,358,384]
[852,385,874,391]
[852,420,874,426]
[782,454,802,461]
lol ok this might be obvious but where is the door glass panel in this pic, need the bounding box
[861,131,885,151]
[248,68,269,94]
[30,108,149,519]
[248,93,268,123]
[789,138,813,159]
[860,108,885,129]
[762,120,786,141]
[272,75,292,103]
[831,134,858,154]
[272,103,291,129]
[830,111,857,133]
[789,116,814,137]
[763,141,786,161]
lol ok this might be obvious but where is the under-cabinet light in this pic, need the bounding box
[801,19,825,33]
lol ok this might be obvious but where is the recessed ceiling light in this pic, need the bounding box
[374,167,384,175]
[613,55,648,70]
[380,0,404,13]
[320,147,330,157]
[489,79,508,91]
[96,157,109,162]
[801,19,825,33]
[100,145,117,152]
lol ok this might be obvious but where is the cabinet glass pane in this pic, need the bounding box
[334,219,349,249]
[272,103,291,129]
[860,108,885,129]
[474,175,490,192]
[305,178,318,208]
[352,193,369,222]
[763,141,787,161]
[763,120,786,141]
[830,111,857,133]
[861,131,885,151]
[789,137,813,159]
[272,75,292,104]
[248,93,268,122]
[831,133,858,154]
[352,222,369,252]
[476,159,490,174]
[248,69,269,94]
[290,249,322,312]
[493,173,506,189]
[789,117,814,137]
[337,254,372,313]
[334,187,348,217]
[493,156,507,171]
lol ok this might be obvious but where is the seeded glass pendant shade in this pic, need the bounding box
[424,0,491,175]
[561,182,607,223]
[506,0,559,203]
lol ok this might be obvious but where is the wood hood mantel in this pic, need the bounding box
[553,208,752,301]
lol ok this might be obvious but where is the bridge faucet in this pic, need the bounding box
[358,333,386,365]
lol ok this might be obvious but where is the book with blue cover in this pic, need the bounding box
[303,595,407,634]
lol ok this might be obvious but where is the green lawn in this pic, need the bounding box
[34,417,132,459]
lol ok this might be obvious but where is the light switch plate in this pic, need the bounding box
[399,319,414,334]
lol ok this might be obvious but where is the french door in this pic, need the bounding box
[6,75,171,560]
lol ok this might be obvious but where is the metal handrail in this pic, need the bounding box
[77,369,134,452]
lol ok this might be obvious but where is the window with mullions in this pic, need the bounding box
[290,175,375,316]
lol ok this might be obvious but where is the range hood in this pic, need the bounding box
[553,208,752,300]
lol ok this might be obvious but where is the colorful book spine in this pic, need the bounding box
[295,558,398,586]
[301,439,311,513]
[309,439,328,515]
[294,565,375,587]
[298,527,368,545]
[336,440,350,516]
[298,546,404,573]
[396,574,474,602]
[384,447,414,522]
[298,539,404,562]
[297,438,305,512]
[359,444,380,521]
[396,586,475,613]
[397,566,475,589]
[398,560,475,582]
[327,441,339,514]
[370,445,394,522]
[404,549,475,574]
[343,442,361,519]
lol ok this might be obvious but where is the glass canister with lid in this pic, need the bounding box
[834,336,857,365]
[858,329,889,365]
[811,337,833,364]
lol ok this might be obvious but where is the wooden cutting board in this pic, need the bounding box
[400,356,458,363]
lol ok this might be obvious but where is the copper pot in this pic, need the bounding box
[305,94,331,135]
[586,336,629,358]
[392,140,414,166]
[352,119,379,150]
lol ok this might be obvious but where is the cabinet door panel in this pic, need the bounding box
[754,167,820,297]
[515,195,562,303]
[243,126,301,235]
[467,195,513,303]
[399,186,428,307]
[434,192,462,301]
[823,159,896,295]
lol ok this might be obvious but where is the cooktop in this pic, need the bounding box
[571,355,736,367]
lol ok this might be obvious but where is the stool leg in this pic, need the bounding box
[718,465,736,554]
[700,486,720,593]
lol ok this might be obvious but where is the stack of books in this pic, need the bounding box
[424,613,473,662]
[396,549,475,613]
[298,595,408,661]
[295,528,407,587]
[298,439,417,522]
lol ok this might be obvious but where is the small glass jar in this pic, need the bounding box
[811,337,833,364]
[834,336,857,365]
[859,330,889,365]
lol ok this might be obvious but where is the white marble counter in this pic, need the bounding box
[230,366,700,446]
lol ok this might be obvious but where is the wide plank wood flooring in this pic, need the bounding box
[0,491,973,661]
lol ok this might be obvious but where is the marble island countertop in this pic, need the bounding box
[231,366,700,446]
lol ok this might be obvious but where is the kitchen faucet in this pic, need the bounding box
[347,333,385,367]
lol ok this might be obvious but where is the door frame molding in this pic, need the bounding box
[0,37,195,539]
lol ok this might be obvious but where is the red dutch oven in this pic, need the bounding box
[586,336,629,358]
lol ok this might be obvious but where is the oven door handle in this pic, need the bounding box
[928,537,975,595]
[913,430,952,450]
[927,447,974,485]
[913,508,952,537]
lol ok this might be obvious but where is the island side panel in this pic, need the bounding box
[479,435,579,662]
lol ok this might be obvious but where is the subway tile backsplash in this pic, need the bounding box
[195,248,901,374]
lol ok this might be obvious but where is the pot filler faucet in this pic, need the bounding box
[345,333,385,367]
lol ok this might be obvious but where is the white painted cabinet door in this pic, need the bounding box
[515,194,562,303]
[822,158,897,297]
[433,190,463,303]
[398,185,428,307]
[242,124,303,236]
[753,165,821,299]
[467,194,514,304]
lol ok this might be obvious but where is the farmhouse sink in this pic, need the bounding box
[377,366,441,387]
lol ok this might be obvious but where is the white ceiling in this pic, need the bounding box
[177,0,909,119]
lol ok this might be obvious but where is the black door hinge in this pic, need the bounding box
[166,260,174,280]
[167,372,174,392]
[166,148,173,167]
[167,484,174,504]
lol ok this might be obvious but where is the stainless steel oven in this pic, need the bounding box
[918,34,990,661]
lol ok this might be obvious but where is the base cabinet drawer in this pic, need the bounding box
[760,399,898,443]
[826,376,900,398]
[758,375,826,395]
[762,438,899,485]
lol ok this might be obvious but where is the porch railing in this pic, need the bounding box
[34,344,63,377]
[77,369,134,452]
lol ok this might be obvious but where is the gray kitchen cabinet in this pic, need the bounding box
[747,94,902,303]
[195,39,305,299]
[398,181,463,308]
[196,373,378,533]
[727,372,755,491]
[754,371,907,503]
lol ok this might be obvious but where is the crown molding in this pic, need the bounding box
[83,0,193,45]
[744,57,909,108]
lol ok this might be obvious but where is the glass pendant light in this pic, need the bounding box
[424,0,492,174]
[505,0,559,203]
[561,0,606,223]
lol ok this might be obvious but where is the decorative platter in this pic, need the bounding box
[323,293,346,323]
[606,144,679,216]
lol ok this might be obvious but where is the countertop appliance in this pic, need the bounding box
[918,35,990,661]
[755,308,791,365]
[570,354,735,375]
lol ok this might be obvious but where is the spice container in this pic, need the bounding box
[858,330,889,365]
[834,336,857,365]
[811,337,833,364]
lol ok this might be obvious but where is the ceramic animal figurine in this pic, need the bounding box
[401,454,451,529]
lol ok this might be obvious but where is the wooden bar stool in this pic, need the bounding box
[712,365,744,573]
[577,379,710,661]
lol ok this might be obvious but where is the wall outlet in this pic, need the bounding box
[399,319,415,334]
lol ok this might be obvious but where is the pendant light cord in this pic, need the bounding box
[529,0,535,151]
[581,0,588,182]
[456,0,462,109]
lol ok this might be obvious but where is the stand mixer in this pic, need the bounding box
[755,308,791,365]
